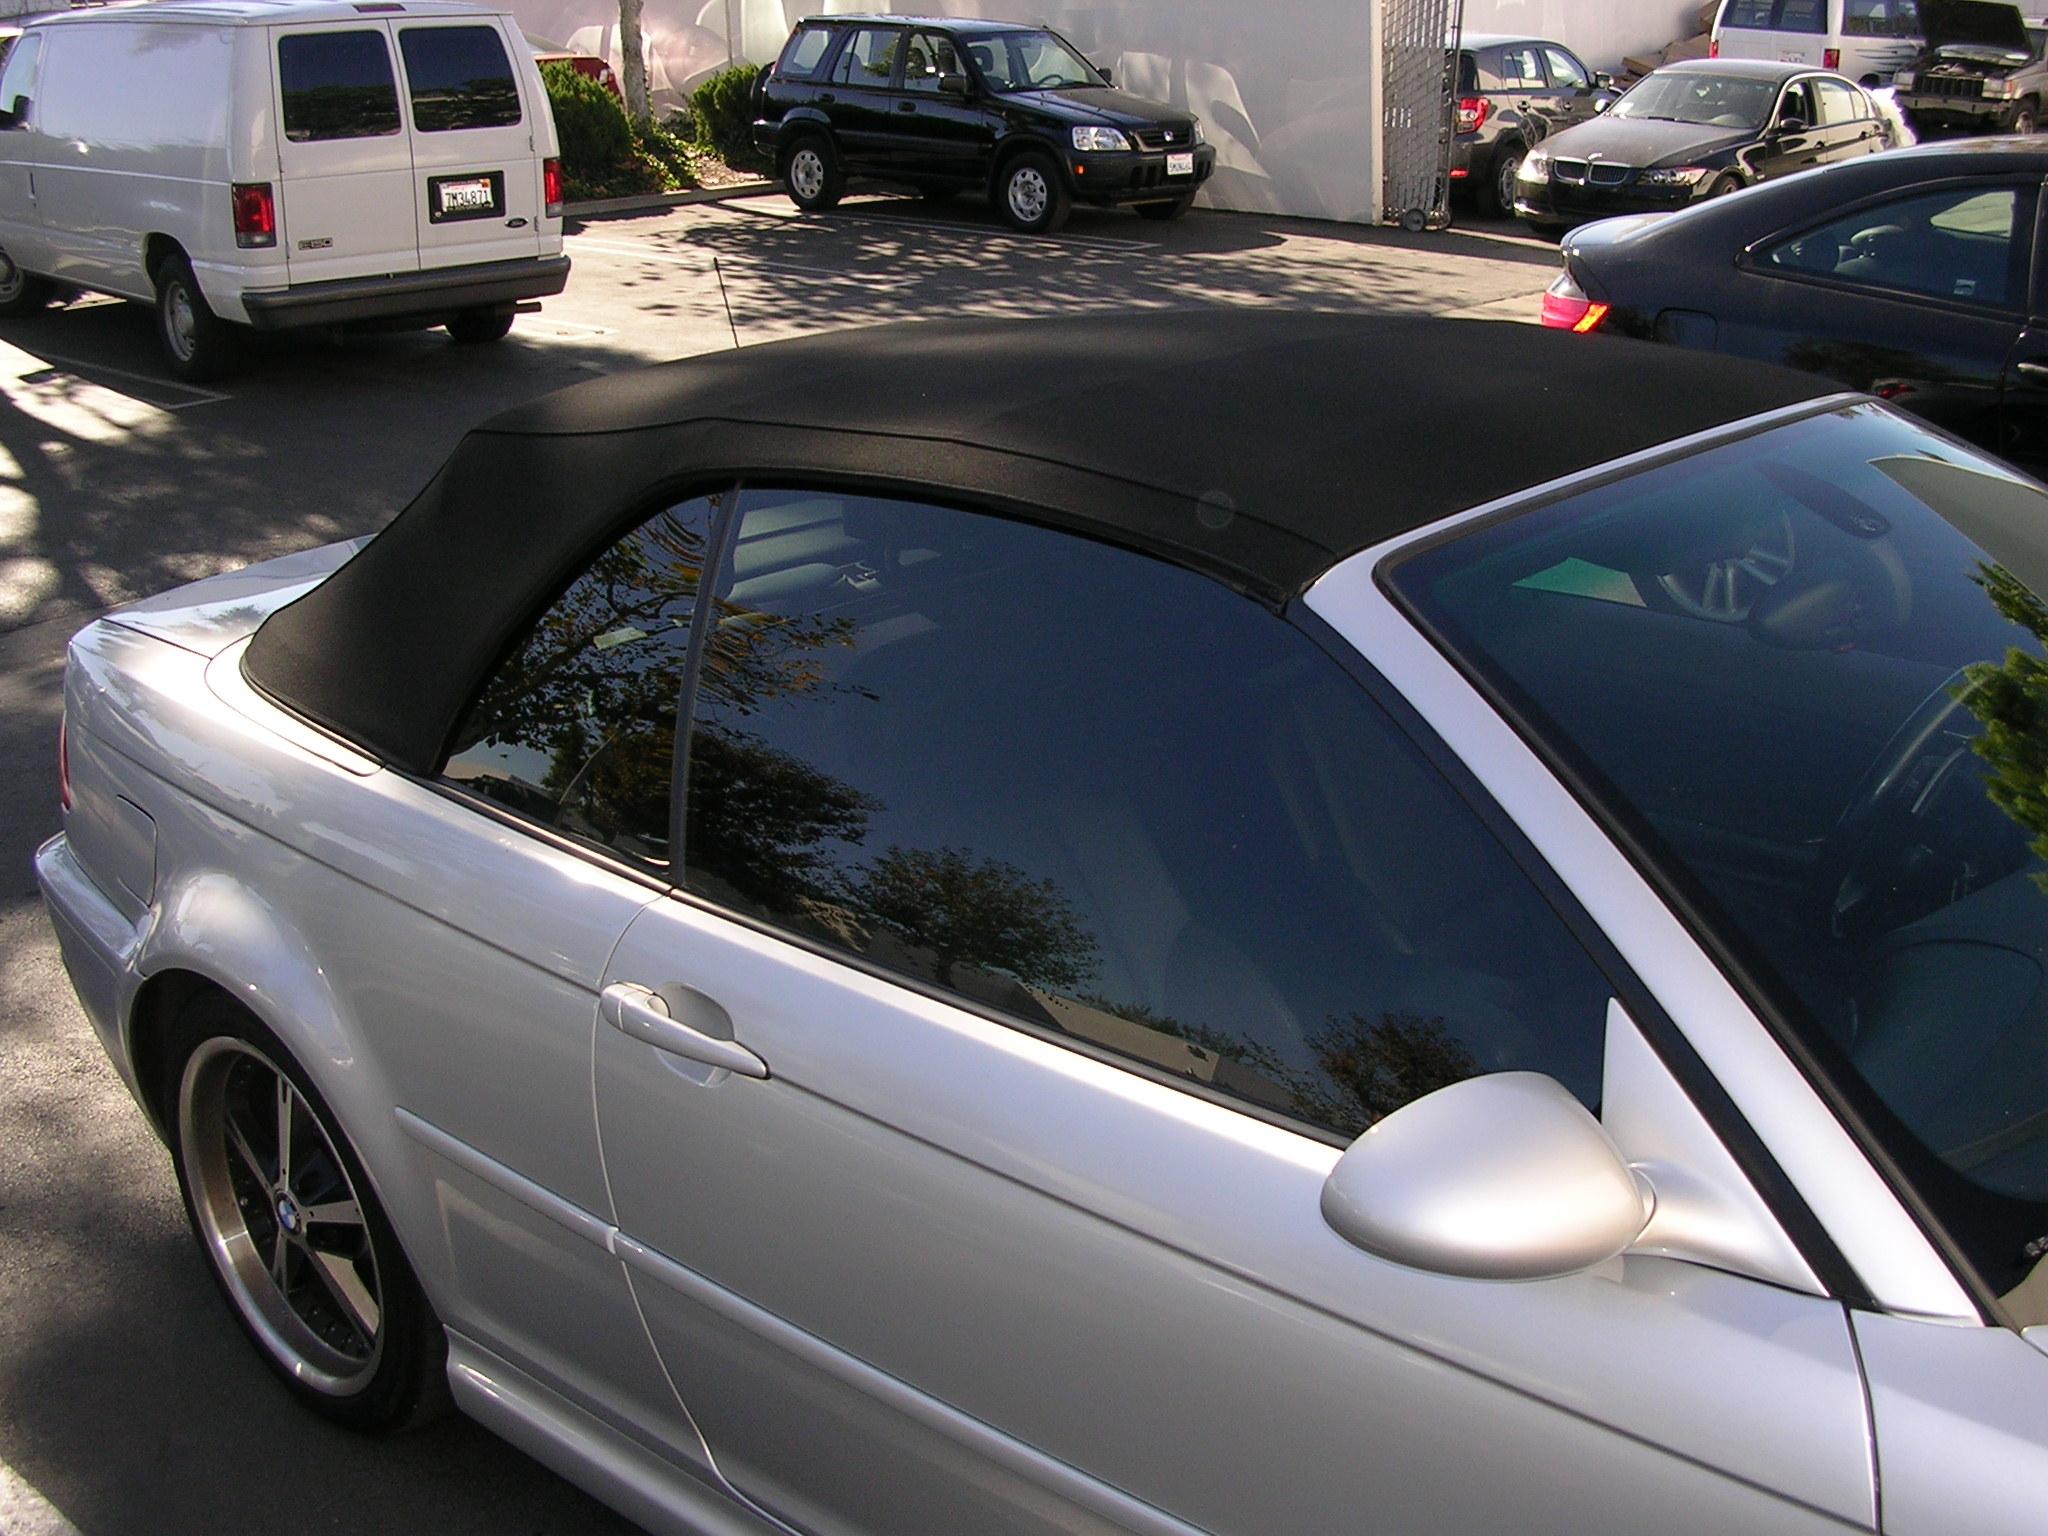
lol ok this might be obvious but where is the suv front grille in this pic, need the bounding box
[1132,125,1194,151]
[1917,73,1988,98]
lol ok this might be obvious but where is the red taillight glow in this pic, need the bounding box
[1708,37,1720,57]
[1540,271,1610,333]
[1455,95,1490,133]
[58,717,71,813]
[1823,46,1841,68]
[231,181,276,249]
[543,157,564,219]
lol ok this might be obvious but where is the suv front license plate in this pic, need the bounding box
[1167,151,1195,177]
[430,172,503,222]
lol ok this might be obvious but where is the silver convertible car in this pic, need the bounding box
[35,312,2048,1534]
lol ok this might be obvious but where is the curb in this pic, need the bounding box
[564,181,778,218]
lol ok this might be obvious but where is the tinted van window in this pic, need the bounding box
[399,25,521,131]
[682,489,1612,1139]
[279,30,403,141]
[442,494,722,872]
[0,32,40,118]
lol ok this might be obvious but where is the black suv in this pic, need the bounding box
[1453,34,1617,215]
[753,15,1216,233]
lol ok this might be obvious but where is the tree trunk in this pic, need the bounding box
[618,0,649,123]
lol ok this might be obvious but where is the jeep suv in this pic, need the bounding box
[1894,0,2048,135]
[753,15,1216,234]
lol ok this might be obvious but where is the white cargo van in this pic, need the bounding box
[0,0,567,379]
[1711,0,1926,83]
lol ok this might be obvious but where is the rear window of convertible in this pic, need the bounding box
[1386,403,2048,1314]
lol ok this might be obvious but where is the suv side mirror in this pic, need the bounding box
[1319,1073,1653,1281]
[937,70,970,96]
[1594,70,1615,90]
[1775,112,1809,136]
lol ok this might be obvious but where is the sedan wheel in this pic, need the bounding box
[166,998,444,1429]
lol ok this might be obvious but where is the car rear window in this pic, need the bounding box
[1387,403,2048,1311]
[1721,0,1827,30]
[278,29,403,141]
[399,24,521,131]
[778,22,833,78]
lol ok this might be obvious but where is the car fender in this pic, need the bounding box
[987,127,1071,195]
[774,105,833,148]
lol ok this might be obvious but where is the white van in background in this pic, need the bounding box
[1711,0,1925,84]
[0,0,567,380]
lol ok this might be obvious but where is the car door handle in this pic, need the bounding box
[2019,361,2048,387]
[600,982,769,1079]
[819,91,835,103]
[899,100,916,112]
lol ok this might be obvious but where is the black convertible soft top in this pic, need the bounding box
[245,311,1839,772]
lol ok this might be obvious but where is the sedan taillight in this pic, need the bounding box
[544,157,564,219]
[1456,95,1490,133]
[231,181,276,249]
[1540,270,1609,333]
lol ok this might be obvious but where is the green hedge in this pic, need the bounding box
[690,63,764,168]
[541,60,635,192]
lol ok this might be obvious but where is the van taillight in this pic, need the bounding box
[58,717,71,813]
[232,182,276,249]
[1709,38,1720,56]
[544,158,564,219]
[1455,96,1490,133]
[1823,47,1842,68]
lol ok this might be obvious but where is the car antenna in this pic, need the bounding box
[712,255,741,349]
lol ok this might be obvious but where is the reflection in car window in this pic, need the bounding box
[1499,45,1543,85]
[1611,69,1779,128]
[1764,185,2028,309]
[778,23,831,78]
[681,489,1611,1140]
[278,30,403,142]
[901,31,961,93]
[1814,78,1869,124]
[442,494,722,872]
[1390,405,2048,1310]
[1545,48,1590,89]
[398,25,521,132]
[831,26,899,86]
[959,29,1102,91]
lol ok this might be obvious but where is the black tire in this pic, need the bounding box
[1704,171,1745,199]
[1481,141,1525,217]
[995,149,1070,234]
[0,252,53,317]
[1135,190,1196,222]
[2012,100,2039,135]
[154,253,238,382]
[445,306,514,345]
[782,133,843,212]
[160,993,447,1433]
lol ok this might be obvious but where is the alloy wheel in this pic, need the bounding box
[1496,151,1522,213]
[178,1038,384,1395]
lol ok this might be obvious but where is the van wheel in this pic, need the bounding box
[0,253,52,317]
[161,993,447,1432]
[783,134,843,212]
[1136,191,1196,222]
[997,150,1069,234]
[445,307,514,344]
[155,255,237,382]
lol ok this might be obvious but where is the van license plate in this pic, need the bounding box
[1166,151,1195,177]
[430,172,502,222]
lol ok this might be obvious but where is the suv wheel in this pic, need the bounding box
[1484,141,1526,217]
[155,254,237,382]
[784,134,843,212]
[2013,99,2039,134]
[0,252,52,317]
[997,150,1069,235]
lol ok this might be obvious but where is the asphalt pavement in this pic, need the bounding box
[0,190,1556,1536]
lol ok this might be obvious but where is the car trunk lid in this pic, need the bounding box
[109,538,369,658]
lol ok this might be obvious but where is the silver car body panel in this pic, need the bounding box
[1300,411,1980,1327]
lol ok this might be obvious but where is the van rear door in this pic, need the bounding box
[272,23,420,283]
[392,19,541,270]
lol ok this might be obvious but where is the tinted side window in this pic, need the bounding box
[1845,0,1920,35]
[1763,184,2030,309]
[278,30,403,141]
[901,30,961,92]
[0,31,39,118]
[1498,44,1543,85]
[1778,0,1828,32]
[1720,0,1780,29]
[682,489,1612,1138]
[442,494,722,872]
[1545,47,1590,89]
[1815,78,1867,123]
[778,23,833,78]
[831,26,899,86]
[398,25,520,132]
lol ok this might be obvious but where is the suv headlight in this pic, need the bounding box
[1893,67,1915,88]
[1071,125,1132,151]
[1997,76,2024,98]
[1519,151,1550,181]
[1639,165,1710,187]
[1191,118,1205,146]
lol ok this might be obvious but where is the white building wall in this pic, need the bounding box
[1461,0,1700,69]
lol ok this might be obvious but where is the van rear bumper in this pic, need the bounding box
[239,255,571,330]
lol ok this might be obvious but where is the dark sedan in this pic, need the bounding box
[1514,59,1893,231]
[1539,137,2048,469]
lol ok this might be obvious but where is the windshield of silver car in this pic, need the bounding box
[1387,402,2048,1317]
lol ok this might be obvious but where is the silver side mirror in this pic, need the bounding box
[1320,1072,1653,1280]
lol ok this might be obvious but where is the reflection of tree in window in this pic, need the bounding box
[685,724,876,913]
[856,846,1098,991]
[1958,563,2048,885]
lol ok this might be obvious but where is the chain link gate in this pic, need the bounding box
[1380,0,1464,230]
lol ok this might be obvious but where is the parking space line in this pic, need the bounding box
[14,351,228,409]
